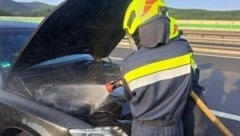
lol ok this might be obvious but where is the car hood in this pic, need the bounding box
[9,0,130,73]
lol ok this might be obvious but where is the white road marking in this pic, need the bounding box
[109,57,124,60]
[212,110,240,122]
[117,45,132,49]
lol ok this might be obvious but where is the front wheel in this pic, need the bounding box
[1,127,37,136]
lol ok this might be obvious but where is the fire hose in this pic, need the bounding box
[105,80,233,136]
[190,91,233,136]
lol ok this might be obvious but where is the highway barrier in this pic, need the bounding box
[181,29,240,57]
[119,29,240,57]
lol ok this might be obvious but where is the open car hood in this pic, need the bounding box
[9,0,130,73]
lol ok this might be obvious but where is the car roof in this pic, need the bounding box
[0,21,38,29]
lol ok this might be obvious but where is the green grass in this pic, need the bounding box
[0,16,44,23]
[179,24,240,30]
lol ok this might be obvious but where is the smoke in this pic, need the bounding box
[62,84,110,110]
[35,84,111,115]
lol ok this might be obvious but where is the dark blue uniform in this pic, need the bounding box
[121,39,193,136]
[182,43,207,136]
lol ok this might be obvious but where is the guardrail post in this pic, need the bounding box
[215,21,217,30]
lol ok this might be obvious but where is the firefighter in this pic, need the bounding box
[120,0,206,135]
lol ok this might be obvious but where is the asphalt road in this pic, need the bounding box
[110,45,240,136]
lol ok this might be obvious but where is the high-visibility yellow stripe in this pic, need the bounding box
[128,64,191,91]
[191,57,198,69]
[124,53,192,83]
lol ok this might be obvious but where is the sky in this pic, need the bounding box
[13,0,240,11]
[13,0,63,5]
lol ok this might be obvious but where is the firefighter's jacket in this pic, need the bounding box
[121,39,194,120]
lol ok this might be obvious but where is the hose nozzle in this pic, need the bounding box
[105,79,122,93]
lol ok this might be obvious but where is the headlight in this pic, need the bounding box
[69,126,128,136]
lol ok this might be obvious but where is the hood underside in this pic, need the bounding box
[10,0,130,73]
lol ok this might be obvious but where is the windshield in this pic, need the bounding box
[0,29,34,68]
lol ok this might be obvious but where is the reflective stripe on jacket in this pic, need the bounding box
[121,39,193,120]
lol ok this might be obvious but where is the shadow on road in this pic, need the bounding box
[199,67,240,135]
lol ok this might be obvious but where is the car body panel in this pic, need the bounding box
[0,94,95,136]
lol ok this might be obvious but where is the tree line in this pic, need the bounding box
[0,8,52,17]
[0,9,14,16]
[0,7,240,20]
[168,8,240,20]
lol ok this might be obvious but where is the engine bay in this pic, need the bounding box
[5,58,132,134]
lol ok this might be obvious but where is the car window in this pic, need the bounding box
[0,29,34,67]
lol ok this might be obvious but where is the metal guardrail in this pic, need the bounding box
[120,29,240,57]
[182,29,240,48]
[181,29,240,57]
